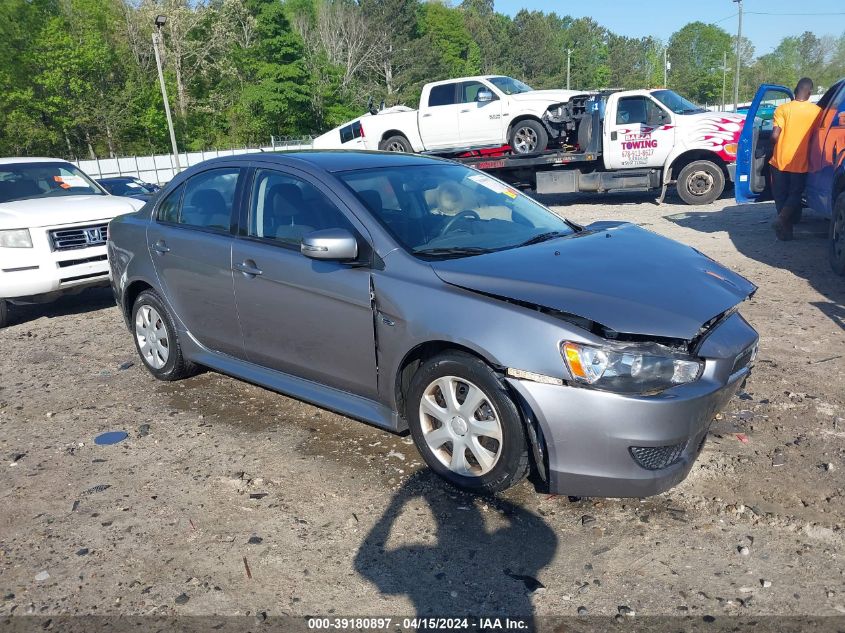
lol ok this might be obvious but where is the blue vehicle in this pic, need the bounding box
[736,80,845,274]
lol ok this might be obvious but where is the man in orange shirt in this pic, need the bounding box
[770,77,822,241]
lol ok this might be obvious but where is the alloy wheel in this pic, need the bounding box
[418,376,503,477]
[385,140,406,152]
[135,304,170,370]
[513,126,538,153]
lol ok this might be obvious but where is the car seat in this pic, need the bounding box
[184,188,230,229]
[266,183,315,243]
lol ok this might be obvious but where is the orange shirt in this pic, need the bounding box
[769,99,821,173]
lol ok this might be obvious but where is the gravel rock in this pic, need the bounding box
[738,546,750,556]
[174,593,190,605]
[577,606,588,615]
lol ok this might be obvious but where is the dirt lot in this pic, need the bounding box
[1,191,844,627]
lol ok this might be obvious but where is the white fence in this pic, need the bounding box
[73,138,314,185]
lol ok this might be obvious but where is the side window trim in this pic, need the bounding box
[154,182,185,223]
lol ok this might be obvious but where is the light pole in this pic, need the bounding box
[663,48,669,87]
[721,51,728,112]
[732,0,743,112]
[152,15,181,172]
[566,49,572,90]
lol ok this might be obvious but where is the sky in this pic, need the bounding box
[494,0,845,55]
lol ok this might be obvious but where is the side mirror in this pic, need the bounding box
[301,228,358,261]
[477,90,494,103]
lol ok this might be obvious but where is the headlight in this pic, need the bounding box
[561,341,702,394]
[0,228,33,248]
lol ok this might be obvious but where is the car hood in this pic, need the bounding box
[0,195,143,229]
[430,222,757,341]
[509,89,582,104]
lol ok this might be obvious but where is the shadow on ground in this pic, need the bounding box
[666,202,844,331]
[4,287,116,328]
[355,471,557,622]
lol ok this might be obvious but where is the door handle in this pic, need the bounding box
[152,240,170,254]
[421,113,432,118]
[235,260,263,277]
[460,109,471,113]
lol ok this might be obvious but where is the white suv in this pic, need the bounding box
[0,158,145,327]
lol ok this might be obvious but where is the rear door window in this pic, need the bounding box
[428,83,458,107]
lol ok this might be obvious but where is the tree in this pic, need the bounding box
[667,22,732,103]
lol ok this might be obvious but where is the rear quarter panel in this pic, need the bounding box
[107,208,157,319]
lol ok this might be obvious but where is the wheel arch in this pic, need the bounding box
[667,149,729,181]
[507,114,548,138]
[122,279,155,320]
[380,130,410,144]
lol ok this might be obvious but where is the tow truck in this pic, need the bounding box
[317,88,747,205]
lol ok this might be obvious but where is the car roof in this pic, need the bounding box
[206,150,448,173]
[0,157,74,166]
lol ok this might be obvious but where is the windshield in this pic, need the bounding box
[488,76,534,95]
[651,90,707,114]
[0,162,104,203]
[101,178,156,195]
[339,164,574,259]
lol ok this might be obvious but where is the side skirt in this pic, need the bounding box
[180,330,402,433]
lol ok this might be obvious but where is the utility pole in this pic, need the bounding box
[733,0,743,112]
[152,15,181,172]
[663,48,669,87]
[721,51,728,112]
[566,49,572,90]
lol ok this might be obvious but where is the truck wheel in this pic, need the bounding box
[509,120,548,155]
[406,351,530,494]
[0,300,8,329]
[829,192,845,276]
[676,160,725,205]
[379,135,412,153]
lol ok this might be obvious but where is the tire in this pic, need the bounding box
[509,119,548,155]
[0,300,8,329]
[406,351,530,494]
[378,135,413,153]
[829,192,845,276]
[676,160,725,205]
[577,116,592,151]
[131,289,197,381]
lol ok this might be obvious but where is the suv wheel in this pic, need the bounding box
[676,160,725,205]
[132,289,197,381]
[830,192,845,276]
[378,135,412,153]
[0,300,8,329]
[406,352,529,494]
[509,120,548,155]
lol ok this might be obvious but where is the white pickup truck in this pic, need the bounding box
[313,75,581,155]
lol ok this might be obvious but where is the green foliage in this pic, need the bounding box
[0,0,843,158]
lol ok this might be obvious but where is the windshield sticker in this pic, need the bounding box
[53,175,88,189]
[126,182,141,188]
[468,174,518,198]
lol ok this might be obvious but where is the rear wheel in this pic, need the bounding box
[406,352,529,494]
[378,135,412,153]
[830,192,845,276]
[131,289,197,381]
[676,160,725,205]
[0,300,8,328]
[509,120,548,155]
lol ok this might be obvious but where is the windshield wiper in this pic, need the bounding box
[517,231,567,247]
[414,246,494,259]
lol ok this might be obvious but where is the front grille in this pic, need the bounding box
[59,271,109,285]
[49,223,109,251]
[57,254,108,268]
[629,443,686,471]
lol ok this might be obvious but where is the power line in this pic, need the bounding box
[712,12,738,24]
[744,11,845,16]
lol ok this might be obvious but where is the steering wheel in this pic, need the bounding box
[437,209,480,237]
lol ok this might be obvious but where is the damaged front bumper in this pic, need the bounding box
[507,312,758,498]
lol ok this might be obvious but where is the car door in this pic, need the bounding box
[604,94,675,170]
[419,82,460,150]
[806,81,845,216]
[231,165,378,399]
[735,84,793,204]
[146,166,244,357]
[457,80,504,147]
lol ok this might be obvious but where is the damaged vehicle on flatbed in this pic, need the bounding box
[109,151,758,497]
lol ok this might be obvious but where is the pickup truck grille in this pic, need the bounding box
[49,223,109,251]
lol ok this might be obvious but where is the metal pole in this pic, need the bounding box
[733,0,743,112]
[663,48,668,87]
[152,27,181,172]
[566,49,572,90]
[721,51,728,112]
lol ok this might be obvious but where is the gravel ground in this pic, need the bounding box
[1,190,844,626]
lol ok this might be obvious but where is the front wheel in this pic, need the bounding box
[676,160,725,205]
[406,352,530,494]
[378,135,413,153]
[509,120,548,155]
[830,192,845,276]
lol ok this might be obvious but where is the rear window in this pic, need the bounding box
[428,84,457,107]
[340,121,364,144]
